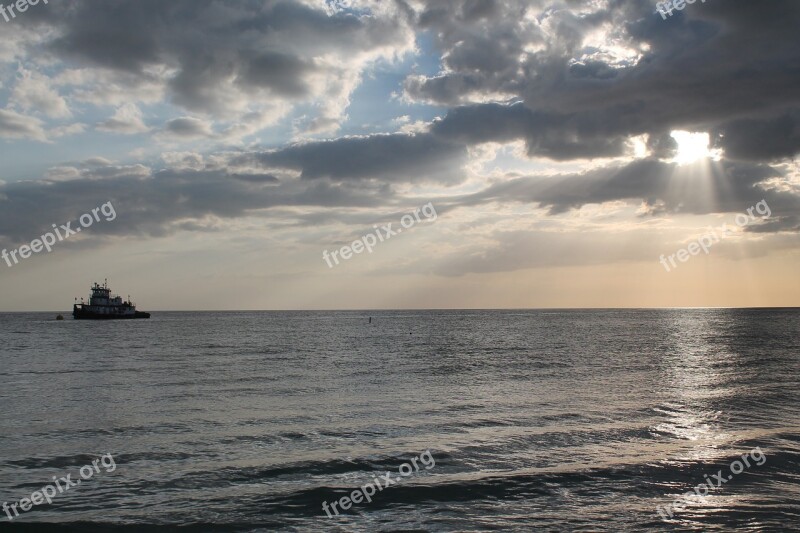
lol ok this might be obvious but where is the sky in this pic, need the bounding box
[0,0,798,311]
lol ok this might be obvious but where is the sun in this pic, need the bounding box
[670,130,720,165]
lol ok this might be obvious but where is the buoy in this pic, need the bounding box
[56,315,64,320]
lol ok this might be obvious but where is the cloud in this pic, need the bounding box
[43,161,152,182]
[244,132,468,183]
[431,102,628,160]
[714,112,800,162]
[1,0,799,276]
[161,151,206,171]
[0,109,47,142]
[746,216,800,234]
[454,158,800,224]
[402,0,800,163]
[19,0,416,137]
[161,117,214,139]
[52,122,88,138]
[228,173,280,184]
[96,103,149,134]
[0,158,396,245]
[9,68,72,119]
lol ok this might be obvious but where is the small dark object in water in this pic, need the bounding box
[56,315,64,321]
[369,317,372,323]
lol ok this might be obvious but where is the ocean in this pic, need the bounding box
[1,309,798,531]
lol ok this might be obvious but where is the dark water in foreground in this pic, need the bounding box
[1,309,798,531]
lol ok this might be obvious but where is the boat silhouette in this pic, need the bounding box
[72,280,151,319]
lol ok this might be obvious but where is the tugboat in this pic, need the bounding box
[73,280,151,319]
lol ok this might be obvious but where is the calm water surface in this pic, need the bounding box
[1,309,799,531]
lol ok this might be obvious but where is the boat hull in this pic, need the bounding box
[72,306,150,319]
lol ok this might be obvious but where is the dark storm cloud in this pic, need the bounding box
[0,164,393,246]
[15,0,800,163]
[431,102,628,160]
[237,52,312,97]
[163,117,213,138]
[26,0,412,116]
[713,112,800,162]
[228,173,280,184]
[455,158,800,224]
[242,133,468,183]
[3,0,800,251]
[404,0,800,163]
[0,125,467,246]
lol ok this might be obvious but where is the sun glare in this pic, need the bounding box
[671,130,717,165]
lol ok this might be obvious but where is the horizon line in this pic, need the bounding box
[3,306,800,313]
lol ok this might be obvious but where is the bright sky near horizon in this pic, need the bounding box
[0,0,798,311]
